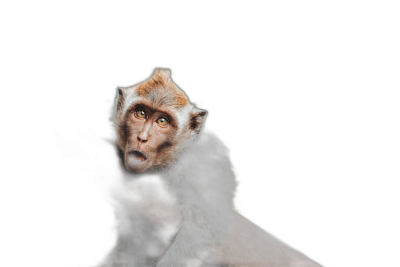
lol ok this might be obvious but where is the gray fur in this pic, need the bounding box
[98,130,235,267]
[99,69,322,267]
[157,132,235,267]
[98,210,146,267]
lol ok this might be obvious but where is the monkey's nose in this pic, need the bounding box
[137,136,148,143]
[129,151,147,163]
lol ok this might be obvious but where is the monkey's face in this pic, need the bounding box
[119,102,186,173]
[114,68,207,173]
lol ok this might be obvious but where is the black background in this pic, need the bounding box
[8,17,373,267]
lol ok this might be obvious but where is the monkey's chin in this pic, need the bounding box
[125,151,151,173]
[125,162,150,173]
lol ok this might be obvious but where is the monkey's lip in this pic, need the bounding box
[128,150,148,162]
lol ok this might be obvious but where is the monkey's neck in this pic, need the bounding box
[109,143,181,241]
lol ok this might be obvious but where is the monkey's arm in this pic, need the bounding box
[156,196,233,267]
[157,143,233,267]
[156,221,227,267]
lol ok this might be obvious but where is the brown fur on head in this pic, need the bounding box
[136,69,189,108]
[114,68,207,173]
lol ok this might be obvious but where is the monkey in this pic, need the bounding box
[98,68,322,267]
[108,69,235,267]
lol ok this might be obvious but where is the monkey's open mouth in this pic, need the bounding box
[128,151,147,161]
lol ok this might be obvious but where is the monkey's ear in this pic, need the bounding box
[151,68,171,81]
[117,87,125,96]
[114,87,126,111]
[189,108,208,139]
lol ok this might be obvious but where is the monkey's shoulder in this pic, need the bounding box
[196,129,228,158]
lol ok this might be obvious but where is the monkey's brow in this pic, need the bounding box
[128,103,173,118]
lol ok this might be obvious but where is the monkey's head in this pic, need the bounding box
[113,68,207,173]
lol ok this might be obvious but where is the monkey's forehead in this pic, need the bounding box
[133,69,189,108]
[124,93,191,114]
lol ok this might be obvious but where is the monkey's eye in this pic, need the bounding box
[156,117,169,126]
[135,109,147,119]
